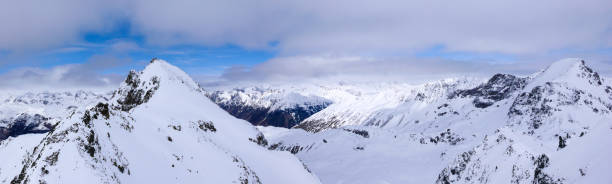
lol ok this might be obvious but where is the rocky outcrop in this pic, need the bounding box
[453,74,527,108]
[113,70,160,112]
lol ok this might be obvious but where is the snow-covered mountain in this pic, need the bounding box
[0,91,109,141]
[206,78,483,130]
[1,59,320,184]
[294,78,482,132]
[2,58,610,184]
[0,90,109,120]
[244,58,612,183]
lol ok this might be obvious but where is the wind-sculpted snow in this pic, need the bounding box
[3,59,320,184]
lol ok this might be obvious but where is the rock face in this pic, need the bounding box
[206,88,331,128]
[453,73,527,108]
[113,70,160,111]
[3,59,320,184]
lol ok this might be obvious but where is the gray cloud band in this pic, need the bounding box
[0,0,610,54]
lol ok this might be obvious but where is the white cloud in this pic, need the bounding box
[109,41,143,53]
[128,0,612,55]
[210,56,512,85]
[0,55,131,90]
[0,0,124,51]
[2,0,609,56]
[209,55,612,87]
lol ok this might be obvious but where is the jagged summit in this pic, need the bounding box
[111,59,204,112]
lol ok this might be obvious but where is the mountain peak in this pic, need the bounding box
[545,57,583,72]
[135,58,203,94]
[539,58,584,80]
[112,58,202,111]
[527,58,602,89]
[141,59,199,89]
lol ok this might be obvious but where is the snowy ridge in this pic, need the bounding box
[3,59,320,184]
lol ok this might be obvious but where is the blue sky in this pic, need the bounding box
[0,0,611,89]
[0,22,276,76]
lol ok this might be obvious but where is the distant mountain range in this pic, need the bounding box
[206,88,331,128]
[0,91,108,141]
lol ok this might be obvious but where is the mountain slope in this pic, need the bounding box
[0,133,46,183]
[6,59,320,184]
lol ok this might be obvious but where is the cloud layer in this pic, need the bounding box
[1,0,611,89]
[135,0,612,55]
[203,55,612,88]
[213,56,523,84]
[0,0,123,51]
[0,55,130,90]
[1,0,611,55]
